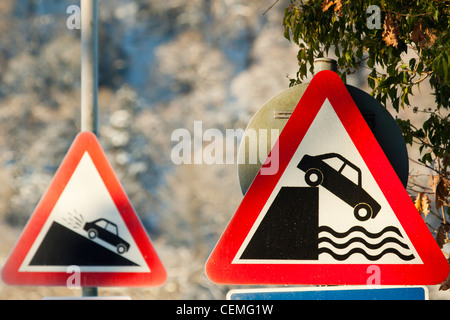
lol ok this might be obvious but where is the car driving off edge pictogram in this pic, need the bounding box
[83,218,131,254]
[298,153,381,221]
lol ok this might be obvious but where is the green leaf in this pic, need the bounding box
[284,26,290,41]
[422,152,432,164]
[409,58,416,70]
[345,50,352,62]
[442,55,448,82]
[419,144,424,153]
[416,61,423,75]
[368,76,375,89]
[300,63,307,78]
[433,8,439,21]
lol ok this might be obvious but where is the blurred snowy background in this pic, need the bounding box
[0,0,446,299]
[0,0,301,299]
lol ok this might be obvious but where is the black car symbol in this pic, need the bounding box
[298,153,381,221]
[83,218,130,254]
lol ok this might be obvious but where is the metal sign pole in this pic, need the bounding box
[81,0,98,135]
[81,0,99,297]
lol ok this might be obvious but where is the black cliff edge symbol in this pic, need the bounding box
[29,221,138,266]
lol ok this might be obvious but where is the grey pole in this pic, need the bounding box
[81,0,98,135]
[81,0,99,298]
[82,286,98,297]
[314,58,338,73]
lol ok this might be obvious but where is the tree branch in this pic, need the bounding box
[263,0,279,16]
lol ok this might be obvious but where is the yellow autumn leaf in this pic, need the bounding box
[414,192,422,210]
[333,0,342,15]
[414,192,431,217]
[321,0,336,12]
[382,13,400,48]
[321,0,342,15]
[421,194,431,218]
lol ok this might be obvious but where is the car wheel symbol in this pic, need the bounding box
[354,203,372,221]
[87,229,98,239]
[116,244,127,255]
[305,168,323,187]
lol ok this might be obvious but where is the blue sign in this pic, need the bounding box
[227,286,428,300]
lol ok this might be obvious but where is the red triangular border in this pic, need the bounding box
[205,70,449,285]
[1,132,167,287]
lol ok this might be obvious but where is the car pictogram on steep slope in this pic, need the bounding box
[83,218,130,254]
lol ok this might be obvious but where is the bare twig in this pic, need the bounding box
[263,0,279,15]
[412,71,433,84]
[409,157,441,175]
[385,10,433,18]
[427,222,438,233]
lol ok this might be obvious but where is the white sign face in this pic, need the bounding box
[234,99,420,265]
[20,152,149,273]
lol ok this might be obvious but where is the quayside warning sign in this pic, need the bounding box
[205,70,449,285]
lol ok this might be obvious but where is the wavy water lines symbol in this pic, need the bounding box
[318,225,415,261]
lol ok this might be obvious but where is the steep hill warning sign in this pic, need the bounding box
[205,70,449,285]
[1,132,166,287]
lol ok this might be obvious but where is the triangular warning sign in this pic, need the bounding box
[1,132,166,287]
[205,71,449,285]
